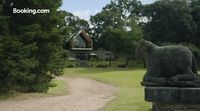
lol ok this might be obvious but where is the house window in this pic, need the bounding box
[73,35,86,48]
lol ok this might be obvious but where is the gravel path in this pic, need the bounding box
[0,77,117,111]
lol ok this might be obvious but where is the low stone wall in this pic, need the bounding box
[152,103,200,111]
[145,87,200,111]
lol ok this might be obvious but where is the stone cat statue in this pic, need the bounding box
[135,40,199,87]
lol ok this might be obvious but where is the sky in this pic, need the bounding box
[60,0,156,21]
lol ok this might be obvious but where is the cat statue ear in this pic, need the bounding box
[138,39,145,46]
[141,40,155,52]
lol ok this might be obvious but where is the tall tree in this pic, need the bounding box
[90,0,142,49]
[190,0,200,47]
[102,22,142,66]
[142,0,196,44]
[56,10,90,49]
[0,0,64,94]
[90,0,142,65]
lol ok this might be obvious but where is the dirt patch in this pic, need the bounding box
[0,77,117,111]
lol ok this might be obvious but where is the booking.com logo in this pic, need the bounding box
[13,8,50,15]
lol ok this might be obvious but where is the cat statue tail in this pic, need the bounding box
[192,55,198,74]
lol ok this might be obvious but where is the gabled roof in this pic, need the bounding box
[66,30,92,43]
[65,30,93,51]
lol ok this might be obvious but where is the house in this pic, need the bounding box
[64,30,93,61]
[95,48,115,61]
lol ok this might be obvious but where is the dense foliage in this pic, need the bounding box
[142,0,195,44]
[61,0,200,67]
[0,0,64,94]
[141,0,200,67]
[0,0,200,95]
[90,0,143,65]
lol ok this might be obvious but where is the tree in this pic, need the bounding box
[102,24,142,66]
[56,10,90,50]
[142,0,196,44]
[190,0,200,47]
[57,11,89,35]
[189,0,200,67]
[90,0,142,49]
[0,0,64,94]
[90,0,143,66]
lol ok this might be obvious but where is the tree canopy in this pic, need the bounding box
[0,0,200,95]
[142,0,196,44]
[90,0,143,65]
[141,0,200,65]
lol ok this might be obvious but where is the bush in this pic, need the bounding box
[66,64,74,68]
[117,64,127,68]
[96,64,108,68]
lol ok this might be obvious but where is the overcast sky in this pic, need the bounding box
[60,0,156,20]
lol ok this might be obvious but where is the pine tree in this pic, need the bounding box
[0,0,64,94]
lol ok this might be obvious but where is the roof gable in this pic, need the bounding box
[65,30,93,51]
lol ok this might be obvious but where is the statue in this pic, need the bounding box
[135,40,200,87]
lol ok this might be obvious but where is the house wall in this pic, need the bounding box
[90,50,114,61]
[68,51,90,60]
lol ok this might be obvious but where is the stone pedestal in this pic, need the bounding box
[145,87,200,111]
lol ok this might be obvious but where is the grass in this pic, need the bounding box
[65,60,144,68]
[48,79,68,96]
[64,68,151,111]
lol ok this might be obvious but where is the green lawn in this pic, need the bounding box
[48,79,68,96]
[64,68,151,111]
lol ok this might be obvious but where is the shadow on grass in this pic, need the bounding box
[0,79,67,101]
[64,67,145,75]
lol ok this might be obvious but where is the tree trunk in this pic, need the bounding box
[125,58,130,67]
[109,55,112,67]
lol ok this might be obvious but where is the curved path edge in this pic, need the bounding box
[0,76,118,111]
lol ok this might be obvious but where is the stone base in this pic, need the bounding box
[145,87,200,103]
[145,87,200,111]
[152,103,200,111]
